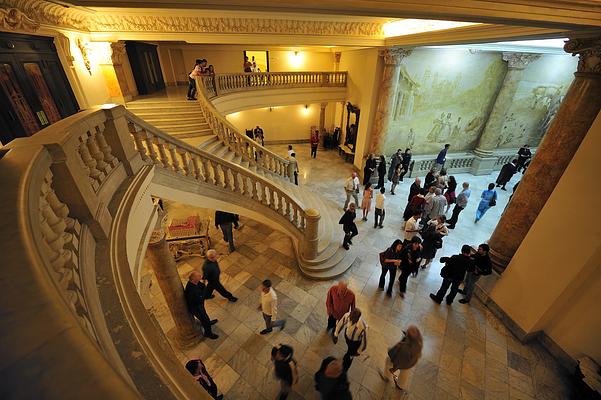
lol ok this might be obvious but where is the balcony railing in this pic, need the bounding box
[200,71,347,99]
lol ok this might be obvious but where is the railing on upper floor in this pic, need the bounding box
[200,71,347,99]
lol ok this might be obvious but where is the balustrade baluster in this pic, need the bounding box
[180,150,192,176]
[250,180,258,200]
[131,129,148,161]
[144,132,160,165]
[301,213,306,231]
[233,171,241,193]
[168,144,183,173]
[202,159,213,184]
[262,185,270,206]
[211,161,223,186]
[87,130,109,175]
[191,155,201,180]
[155,138,171,169]
[77,136,102,190]
[223,165,231,189]
[95,125,118,167]
[293,208,299,227]
[286,202,292,221]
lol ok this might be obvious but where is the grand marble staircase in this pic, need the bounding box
[126,98,213,140]
[197,136,358,279]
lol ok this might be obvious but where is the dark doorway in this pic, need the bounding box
[0,32,79,145]
[126,41,165,95]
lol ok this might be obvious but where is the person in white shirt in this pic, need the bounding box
[343,172,360,210]
[334,308,368,371]
[404,211,422,243]
[259,279,286,335]
[287,144,295,158]
[374,187,386,228]
[288,152,299,186]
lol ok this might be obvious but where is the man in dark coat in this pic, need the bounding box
[215,210,237,253]
[459,243,492,304]
[387,149,402,182]
[516,144,532,172]
[202,249,238,302]
[184,271,218,339]
[429,245,474,305]
[495,159,518,190]
[374,155,387,190]
[399,148,412,182]
[407,177,422,203]
[314,357,352,400]
[185,358,223,399]
[363,154,377,185]
[339,203,358,250]
[398,236,422,297]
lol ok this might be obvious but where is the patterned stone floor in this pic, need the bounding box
[144,144,572,399]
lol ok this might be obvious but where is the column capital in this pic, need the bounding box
[110,41,127,65]
[502,52,540,69]
[334,52,341,63]
[379,47,412,65]
[564,35,601,74]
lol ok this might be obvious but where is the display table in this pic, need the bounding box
[166,216,211,261]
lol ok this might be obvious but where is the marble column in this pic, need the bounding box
[488,36,601,273]
[319,102,327,134]
[145,228,199,347]
[368,47,411,154]
[471,52,540,174]
[110,42,133,102]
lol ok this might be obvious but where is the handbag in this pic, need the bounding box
[489,197,496,207]
[379,251,386,267]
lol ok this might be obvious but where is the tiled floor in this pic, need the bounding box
[144,144,572,399]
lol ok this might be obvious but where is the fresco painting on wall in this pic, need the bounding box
[382,49,576,156]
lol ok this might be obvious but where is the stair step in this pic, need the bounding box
[143,116,206,125]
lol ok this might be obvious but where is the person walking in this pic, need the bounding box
[429,188,448,220]
[429,245,473,305]
[420,216,448,270]
[435,144,450,170]
[436,168,448,190]
[444,175,457,214]
[378,239,403,296]
[314,357,352,400]
[475,183,497,223]
[215,210,237,253]
[259,279,286,334]
[325,281,356,333]
[185,358,223,399]
[516,144,532,172]
[424,168,437,191]
[202,249,238,302]
[403,188,426,221]
[363,154,376,185]
[495,159,518,190]
[379,325,423,394]
[387,149,402,182]
[254,125,265,146]
[333,308,368,371]
[459,244,492,304]
[271,344,298,400]
[422,186,436,221]
[361,183,373,221]
[374,187,386,228]
[407,177,421,203]
[399,148,412,182]
[339,203,358,250]
[448,182,470,229]
[403,211,422,244]
[374,155,387,190]
[184,271,218,339]
[398,237,422,298]
[289,152,299,185]
[343,172,360,210]
[390,163,401,195]
[310,130,319,158]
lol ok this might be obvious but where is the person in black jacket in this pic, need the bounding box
[459,243,492,304]
[379,239,403,296]
[215,210,237,253]
[363,154,377,185]
[495,159,518,190]
[430,245,474,305]
[184,271,218,339]
[424,168,437,190]
[202,249,238,302]
[399,148,412,182]
[185,358,223,399]
[339,203,358,250]
[314,357,352,400]
[398,236,422,298]
[516,144,532,172]
[374,155,387,190]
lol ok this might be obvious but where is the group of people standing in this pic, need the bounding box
[187,59,215,100]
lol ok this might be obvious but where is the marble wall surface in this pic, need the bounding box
[382,49,576,156]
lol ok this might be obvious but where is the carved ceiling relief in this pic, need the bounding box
[564,36,601,74]
[0,7,40,32]
[502,52,540,69]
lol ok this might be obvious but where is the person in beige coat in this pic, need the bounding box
[379,325,423,393]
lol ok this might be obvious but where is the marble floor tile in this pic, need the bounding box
[143,145,573,399]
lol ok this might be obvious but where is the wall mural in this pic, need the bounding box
[495,55,575,149]
[382,49,576,156]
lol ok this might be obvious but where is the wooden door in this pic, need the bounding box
[126,41,165,95]
[0,32,79,145]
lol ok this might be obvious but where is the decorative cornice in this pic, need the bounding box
[1,0,90,30]
[110,41,126,64]
[502,52,541,69]
[379,47,412,65]
[0,7,39,32]
[564,35,601,73]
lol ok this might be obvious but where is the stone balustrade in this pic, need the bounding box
[0,104,321,399]
[200,71,347,99]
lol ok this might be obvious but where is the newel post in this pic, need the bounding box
[102,105,144,176]
[302,208,320,260]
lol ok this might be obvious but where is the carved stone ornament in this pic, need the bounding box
[1,0,89,31]
[564,36,601,74]
[502,52,540,69]
[0,7,40,32]
[379,47,412,65]
[110,41,127,65]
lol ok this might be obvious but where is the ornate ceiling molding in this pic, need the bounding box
[1,0,90,30]
[564,35,601,73]
[502,52,540,69]
[0,7,40,32]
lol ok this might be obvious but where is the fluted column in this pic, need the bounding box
[145,228,199,347]
[368,47,411,154]
[488,36,601,273]
[319,102,327,134]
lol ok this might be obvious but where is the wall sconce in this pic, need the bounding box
[76,38,92,75]
[304,104,308,109]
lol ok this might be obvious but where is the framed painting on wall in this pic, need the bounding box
[243,51,269,72]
